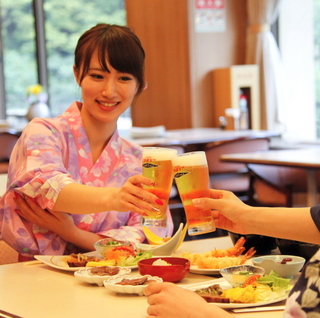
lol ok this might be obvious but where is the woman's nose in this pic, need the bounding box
[102,80,117,97]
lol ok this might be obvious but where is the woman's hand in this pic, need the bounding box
[13,192,76,237]
[192,189,254,234]
[144,282,231,318]
[108,175,164,216]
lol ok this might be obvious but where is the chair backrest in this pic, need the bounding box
[0,132,20,174]
[0,240,19,264]
[204,137,270,174]
[0,132,20,161]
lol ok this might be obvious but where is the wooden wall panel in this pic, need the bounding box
[126,0,192,129]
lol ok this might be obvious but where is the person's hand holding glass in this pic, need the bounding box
[141,147,178,227]
[172,151,215,235]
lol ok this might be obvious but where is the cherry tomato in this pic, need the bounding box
[110,245,135,254]
[242,274,262,287]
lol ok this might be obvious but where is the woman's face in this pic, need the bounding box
[75,50,138,126]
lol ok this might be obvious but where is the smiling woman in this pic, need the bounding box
[0,23,174,261]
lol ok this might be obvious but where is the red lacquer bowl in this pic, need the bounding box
[138,257,190,283]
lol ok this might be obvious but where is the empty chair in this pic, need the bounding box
[0,240,18,264]
[248,164,320,207]
[204,137,270,200]
[0,132,20,174]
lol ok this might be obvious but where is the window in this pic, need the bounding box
[0,0,129,127]
[278,0,316,141]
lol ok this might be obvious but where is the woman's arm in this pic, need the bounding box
[192,189,320,245]
[14,193,103,251]
[53,174,163,215]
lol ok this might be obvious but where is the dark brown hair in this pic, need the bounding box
[74,23,146,95]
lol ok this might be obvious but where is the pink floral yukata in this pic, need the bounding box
[0,102,173,258]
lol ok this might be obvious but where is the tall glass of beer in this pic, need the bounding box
[172,151,216,235]
[142,147,178,227]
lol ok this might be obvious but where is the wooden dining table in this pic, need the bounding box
[220,146,320,206]
[121,128,280,150]
[0,236,286,318]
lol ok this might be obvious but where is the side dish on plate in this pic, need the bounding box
[181,237,256,269]
[74,266,131,286]
[194,271,292,305]
[104,274,163,295]
[66,245,153,268]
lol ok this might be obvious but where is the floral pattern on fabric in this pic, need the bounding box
[283,205,320,317]
[0,101,173,257]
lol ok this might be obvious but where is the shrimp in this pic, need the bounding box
[181,237,256,269]
[195,247,256,269]
[181,237,249,264]
[209,237,247,257]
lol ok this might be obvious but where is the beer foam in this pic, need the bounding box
[143,147,178,160]
[172,151,207,166]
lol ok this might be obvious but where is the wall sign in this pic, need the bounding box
[195,0,226,33]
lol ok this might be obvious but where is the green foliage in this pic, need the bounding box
[1,0,126,116]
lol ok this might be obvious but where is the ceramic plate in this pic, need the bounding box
[184,278,289,309]
[189,265,221,275]
[34,252,138,272]
[74,266,131,286]
[104,274,163,296]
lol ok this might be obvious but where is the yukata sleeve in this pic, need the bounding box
[0,122,75,256]
[10,121,74,210]
[97,212,145,244]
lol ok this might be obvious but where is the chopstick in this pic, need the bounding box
[232,305,286,313]
[23,260,42,266]
[0,309,23,318]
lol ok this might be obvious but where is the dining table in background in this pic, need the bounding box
[120,128,281,151]
[0,236,286,318]
[220,146,320,206]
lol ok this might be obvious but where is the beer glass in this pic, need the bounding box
[142,147,178,227]
[172,151,216,235]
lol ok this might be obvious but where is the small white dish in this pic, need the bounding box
[252,255,305,278]
[103,274,163,296]
[74,266,131,286]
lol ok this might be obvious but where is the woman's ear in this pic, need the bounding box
[73,65,80,85]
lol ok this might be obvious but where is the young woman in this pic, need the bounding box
[144,189,320,318]
[0,24,173,260]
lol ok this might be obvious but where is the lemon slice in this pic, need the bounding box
[142,226,170,245]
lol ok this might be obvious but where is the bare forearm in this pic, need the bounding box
[246,206,320,244]
[53,183,112,214]
[61,227,104,251]
[52,176,160,215]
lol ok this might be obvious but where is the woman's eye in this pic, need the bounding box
[120,76,133,81]
[90,74,103,79]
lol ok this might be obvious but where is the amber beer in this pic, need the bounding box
[142,147,178,227]
[172,151,216,235]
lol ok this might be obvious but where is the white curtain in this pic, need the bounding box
[246,0,285,131]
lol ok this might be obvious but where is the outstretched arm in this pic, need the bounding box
[192,189,320,245]
[53,175,163,215]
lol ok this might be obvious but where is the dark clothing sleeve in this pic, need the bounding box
[310,205,320,231]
